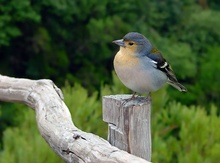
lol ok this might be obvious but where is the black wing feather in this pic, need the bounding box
[147,47,187,92]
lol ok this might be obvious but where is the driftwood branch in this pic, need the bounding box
[0,75,150,163]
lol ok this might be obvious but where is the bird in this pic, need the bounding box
[113,32,187,100]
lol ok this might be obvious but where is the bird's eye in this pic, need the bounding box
[128,42,134,46]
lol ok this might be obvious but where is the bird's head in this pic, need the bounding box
[112,32,153,57]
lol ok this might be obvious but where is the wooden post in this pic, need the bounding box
[102,95,151,161]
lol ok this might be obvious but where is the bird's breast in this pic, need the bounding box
[114,51,140,83]
[114,51,140,68]
[113,51,167,94]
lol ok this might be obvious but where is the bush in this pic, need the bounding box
[62,82,107,137]
[152,103,220,162]
[0,108,63,163]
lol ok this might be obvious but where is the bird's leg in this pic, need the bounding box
[131,92,137,99]
[145,92,152,102]
[121,92,138,106]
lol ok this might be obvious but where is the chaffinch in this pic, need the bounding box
[113,32,187,99]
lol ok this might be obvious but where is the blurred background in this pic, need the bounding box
[0,0,220,162]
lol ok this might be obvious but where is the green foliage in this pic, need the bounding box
[195,46,220,105]
[0,0,40,46]
[0,103,25,147]
[152,103,220,163]
[181,9,220,52]
[62,82,107,137]
[0,108,63,163]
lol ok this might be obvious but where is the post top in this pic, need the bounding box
[103,94,151,107]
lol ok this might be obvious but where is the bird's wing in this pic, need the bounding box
[147,47,187,92]
[147,47,177,80]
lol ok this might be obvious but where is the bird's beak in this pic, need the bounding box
[112,39,125,47]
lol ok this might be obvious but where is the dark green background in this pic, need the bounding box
[0,0,220,162]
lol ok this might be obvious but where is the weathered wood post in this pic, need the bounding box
[103,95,151,161]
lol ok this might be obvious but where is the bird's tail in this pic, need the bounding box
[167,79,187,92]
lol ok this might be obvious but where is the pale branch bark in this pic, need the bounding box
[0,75,150,163]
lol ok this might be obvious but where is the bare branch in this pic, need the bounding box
[0,75,150,163]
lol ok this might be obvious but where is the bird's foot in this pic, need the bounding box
[135,94,151,104]
[144,93,151,102]
[120,93,151,107]
[121,92,138,106]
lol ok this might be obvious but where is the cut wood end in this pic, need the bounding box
[103,94,151,107]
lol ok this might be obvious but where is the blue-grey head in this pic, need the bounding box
[112,32,153,57]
